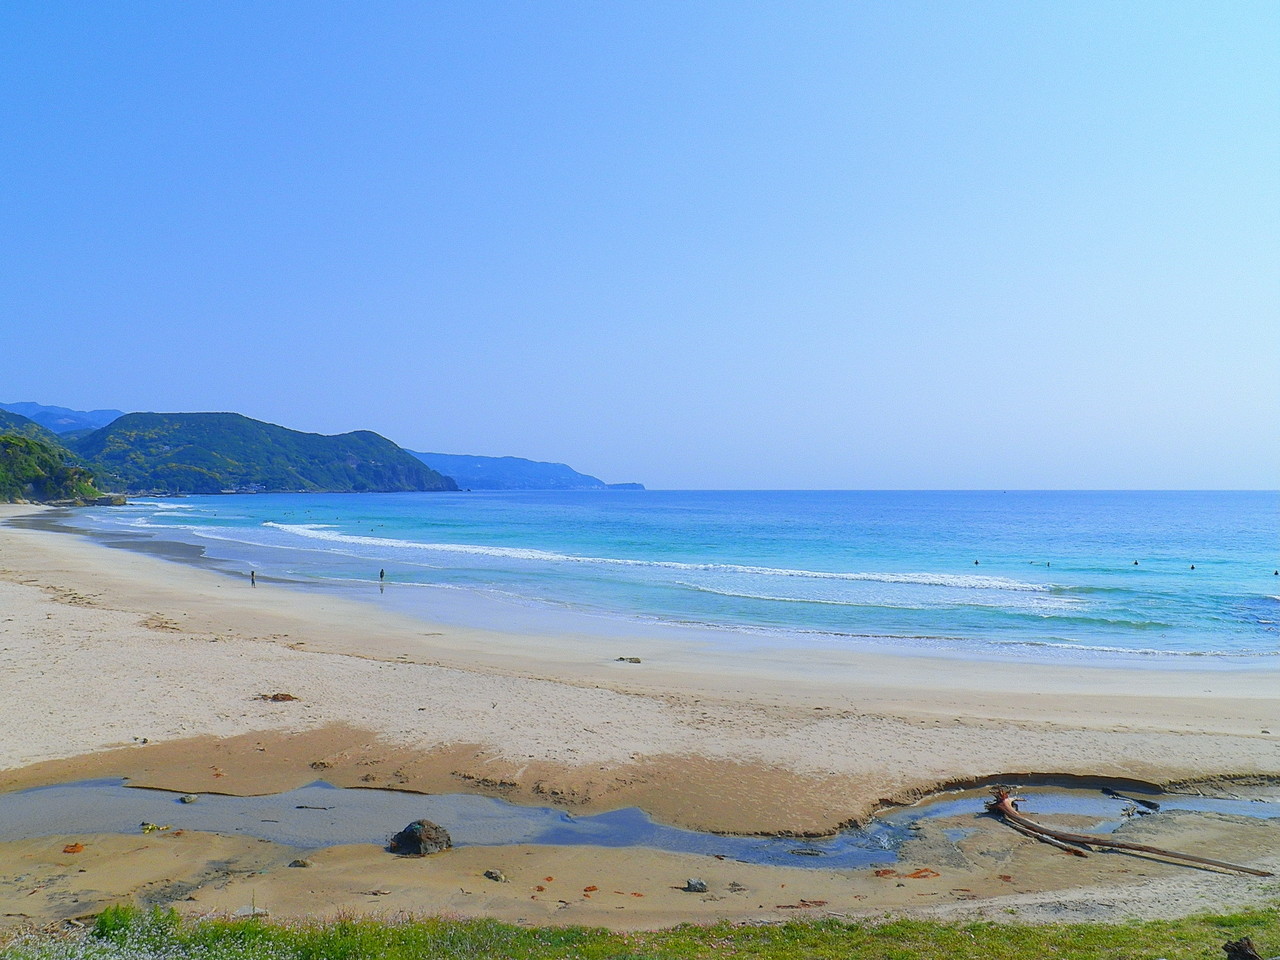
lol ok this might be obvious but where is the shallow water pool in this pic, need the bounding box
[1,779,1274,870]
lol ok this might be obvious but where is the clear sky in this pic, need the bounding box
[2,2,1276,489]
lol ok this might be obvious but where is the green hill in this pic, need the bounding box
[0,409,64,445]
[69,412,459,495]
[0,433,108,503]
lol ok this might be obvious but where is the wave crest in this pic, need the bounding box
[261,522,1049,591]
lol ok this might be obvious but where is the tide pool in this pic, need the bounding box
[3,778,1274,866]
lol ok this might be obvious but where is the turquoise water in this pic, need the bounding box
[64,490,1279,662]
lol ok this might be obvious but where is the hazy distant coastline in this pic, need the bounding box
[409,450,643,490]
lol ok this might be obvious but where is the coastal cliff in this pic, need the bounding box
[0,430,112,504]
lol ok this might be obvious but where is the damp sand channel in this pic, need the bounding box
[3,779,1277,870]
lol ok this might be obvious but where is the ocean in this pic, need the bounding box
[63,490,1278,664]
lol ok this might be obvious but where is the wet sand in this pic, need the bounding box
[1,503,1278,928]
[3,799,1277,930]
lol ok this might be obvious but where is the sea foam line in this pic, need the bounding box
[678,581,1089,611]
[675,582,932,609]
[262,522,1049,592]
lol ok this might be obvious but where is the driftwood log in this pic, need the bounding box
[1101,786,1160,811]
[1223,937,1278,960]
[985,787,1273,878]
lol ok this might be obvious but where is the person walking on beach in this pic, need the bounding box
[250,570,256,588]
[379,568,385,582]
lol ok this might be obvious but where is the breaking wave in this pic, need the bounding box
[262,522,1050,592]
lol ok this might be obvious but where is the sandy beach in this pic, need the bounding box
[1,503,1278,929]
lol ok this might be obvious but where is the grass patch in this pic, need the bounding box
[0,904,1277,959]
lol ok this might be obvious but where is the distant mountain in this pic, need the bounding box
[69,413,458,495]
[0,401,124,434]
[409,451,643,491]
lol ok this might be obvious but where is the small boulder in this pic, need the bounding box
[179,794,199,804]
[388,819,452,856]
[288,859,313,868]
[483,869,508,883]
[683,878,708,893]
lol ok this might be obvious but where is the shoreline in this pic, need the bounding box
[27,498,1278,672]
[2,503,1278,927]
[4,502,1279,825]
[15,503,1280,679]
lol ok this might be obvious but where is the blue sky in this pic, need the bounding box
[2,2,1276,488]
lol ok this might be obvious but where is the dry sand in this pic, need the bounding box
[1,503,1278,929]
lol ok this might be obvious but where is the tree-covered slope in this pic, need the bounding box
[0,409,64,445]
[0,433,107,503]
[69,413,458,495]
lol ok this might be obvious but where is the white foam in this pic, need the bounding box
[677,582,930,609]
[123,518,182,529]
[261,523,1050,592]
[678,581,1087,613]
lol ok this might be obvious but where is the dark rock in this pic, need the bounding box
[616,657,642,663]
[682,878,708,893]
[483,869,508,882]
[389,819,452,856]
[288,859,313,868]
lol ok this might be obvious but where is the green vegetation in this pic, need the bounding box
[0,409,111,503]
[68,413,458,495]
[0,433,106,503]
[1,904,1277,959]
[0,410,63,445]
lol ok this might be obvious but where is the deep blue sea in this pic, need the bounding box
[69,490,1279,664]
